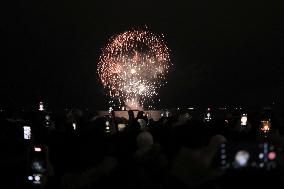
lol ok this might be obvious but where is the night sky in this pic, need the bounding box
[1,0,283,110]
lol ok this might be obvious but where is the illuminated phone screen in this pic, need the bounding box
[23,126,31,140]
[218,142,277,170]
[241,114,248,126]
[27,146,47,185]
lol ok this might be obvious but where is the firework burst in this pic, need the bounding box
[97,28,171,110]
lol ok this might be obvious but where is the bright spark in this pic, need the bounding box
[97,28,171,109]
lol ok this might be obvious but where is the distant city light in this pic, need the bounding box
[72,123,76,130]
[204,112,212,122]
[105,124,110,133]
[109,107,113,113]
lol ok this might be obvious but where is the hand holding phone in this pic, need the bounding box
[215,142,278,171]
[27,145,48,185]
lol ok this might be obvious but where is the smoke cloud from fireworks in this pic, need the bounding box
[97,29,171,110]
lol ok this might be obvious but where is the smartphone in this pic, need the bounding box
[27,146,47,185]
[216,142,278,171]
[23,126,31,140]
[241,114,248,126]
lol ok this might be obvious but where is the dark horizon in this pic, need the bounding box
[1,0,283,109]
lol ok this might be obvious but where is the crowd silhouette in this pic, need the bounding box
[1,105,284,189]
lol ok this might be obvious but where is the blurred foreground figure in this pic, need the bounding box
[171,135,226,188]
